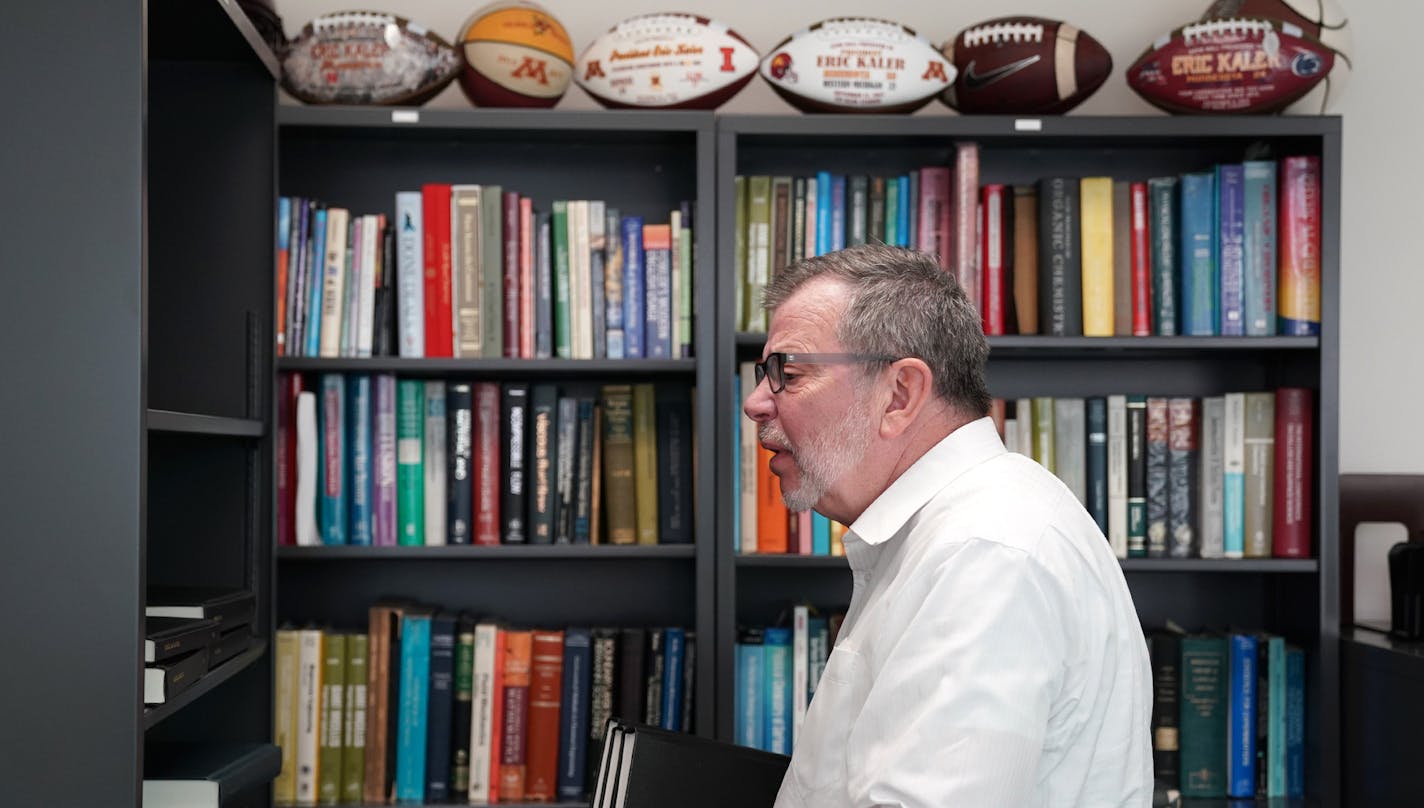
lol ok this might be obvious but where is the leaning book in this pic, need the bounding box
[590,719,788,808]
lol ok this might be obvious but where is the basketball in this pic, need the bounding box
[457,1,574,108]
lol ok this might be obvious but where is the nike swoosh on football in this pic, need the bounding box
[963,55,1042,90]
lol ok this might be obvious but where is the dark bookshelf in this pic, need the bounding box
[143,642,269,730]
[277,357,696,376]
[715,114,1341,805]
[278,544,696,560]
[147,409,266,438]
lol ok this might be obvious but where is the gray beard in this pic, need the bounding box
[759,402,872,513]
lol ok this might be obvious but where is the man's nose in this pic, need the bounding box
[744,373,774,423]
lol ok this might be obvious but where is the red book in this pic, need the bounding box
[979,184,1008,334]
[421,183,454,357]
[503,190,521,359]
[1278,156,1321,336]
[519,197,535,359]
[472,382,502,546]
[499,629,532,801]
[952,143,981,308]
[1273,387,1314,558]
[524,630,565,801]
[1129,182,1153,336]
[797,510,813,556]
[917,166,951,263]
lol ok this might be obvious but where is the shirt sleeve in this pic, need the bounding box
[844,538,1071,807]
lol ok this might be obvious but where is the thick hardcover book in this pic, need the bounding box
[1037,176,1083,336]
[394,191,424,358]
[1013,185,1039,334]
[451,616,476,796]
[1285,647,1305,797]
[643,629,665,729]
[363,602,407,804]
[1223,392,1247,558]
[319,633,347,805]
[1216,163,1246,335]
[318,207,349,358]
[1147,177,1179,335]
[451,184,483,357]
[1129,182,1153,336]
[558,628,594,800]
[1199,396,1226,559]
[1278,156,1321,336]
[504,194,523,357]
[1273,387,1312,558]
[480,185,504,358]
[1244,392,1276,558]
[468,622,501,804]
[319,373,347,545]
[500,630,534,801]
[1111,180,1131,336]
[446,383,474,546]
[660,627,686,732]
[526,629,566,801]
[601,384,637,545]
[574,398,597,543]
[425,613,457,803]
[143,646,208,705]
[952,143,980,305]
[733,177,748,329]
[473,382,502,546]
[142,743,283,807]
[422,381,448,546]
[622,216,646,358]
[1167,397,1200,558]
[346,375,373,546]
[605,205,626,357]
[421,183,454,357]
[552,200,572,358]
[591,719,789,808]
[1227,634,1259,798]
[527,383,559,544]
[1180,635,1227,797]
[343,633,369,803]
[762,627,793,756]
[643,224,673,359]
[587,629,619,790]
[1145,398,1170,558]
[979,184,1009,335]
[1054,397,1087,505]
[632,383,659,545]
[1179,171,1218,336]
[617,628,647,725]
[1242,160,1278,335]
[745,177,771,332]
[535,211,553,359]
[146,588,254,631]
[1079,177,1115,336]
[304,206,327,357]
[655,385,693,544]
[374,216,395,356]
[295,629,323,803]
[1149,633,1181,788]
[395,611,432,803]
[395,379,425,546]
[274,629,300,803]
[501,383,530,544]
[1106,395,1128,558]
[590,200,608,360]
[555,396,580,544]
[1086,397,1109,534]
[372,374,398,546]
[145,617,218,664]
[1126,396,1149,558]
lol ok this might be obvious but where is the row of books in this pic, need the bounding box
[277,374,695,548]
[273,607,697,806]
[143,587,255,705]
[733,151,1322,339]
[276,190,696,361]
[993,388,1313,560]
[734,605,846,755]
[1150,630,1306,799]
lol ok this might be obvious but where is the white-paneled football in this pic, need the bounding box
[760,18,957,113]
[574,13,759,110]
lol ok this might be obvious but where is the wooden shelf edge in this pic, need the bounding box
[278,545,696,560]
[146,409,264,437]
[143,642,267,730]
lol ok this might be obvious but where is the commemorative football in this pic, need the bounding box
[281,11,460,106]
[759,18,956,113]
[574,13,759,110]
[940,17,1112,114]
[1197,0,1352,112]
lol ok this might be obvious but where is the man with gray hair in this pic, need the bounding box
[744,244,1153,807]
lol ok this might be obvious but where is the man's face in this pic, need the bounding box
[742,279,877,517]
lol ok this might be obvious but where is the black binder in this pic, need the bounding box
[591,719,790,808]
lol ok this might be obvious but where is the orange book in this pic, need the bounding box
[524,630,565,801]
[498,630,533,801]
[486,627,506,803]
[757,445,789,554]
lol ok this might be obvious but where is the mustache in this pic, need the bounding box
[758,423,792,451]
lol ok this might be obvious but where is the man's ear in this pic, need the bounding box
[879,358,933,439]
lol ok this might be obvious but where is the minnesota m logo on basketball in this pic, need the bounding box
[584,60,605,80]
[513,56,550,85]
[922,61,950,83]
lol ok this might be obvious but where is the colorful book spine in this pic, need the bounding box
[1129,182,1152,336]
[1180,635,1227,797]
[1223,393,1246,558]
[1216,163,1246,335]
[346,375,373,546]
[557,628,593,800]
[1278,156,1321,336]
[1147,177,1179,335]
[395,612,432,803]
[425,613,457,803]
[396,379,424,546]
[320,373,347,545]
[815,170,832,256]
[473,382,502,546]
[1273,387,1313,558]
[319,632,347,805]
[1228,634,1258,798]
[525,629,565,801]
[1079,177,1115,336]
[1244,392,1276,558]
[423,381,447,546]
[552,200,572,359]
[1167,397,1199,558]
[762,626,792,755]
[1242,160,1278,335]
[605,205,625,357]
[447,383,473,546]
[1126,395,1148,558]
[632,383,659,545]
[643,223,673,358]
[421,183,453,357]
[661,627,686,731]
[1179,171,1218,335]
[500,631,534,801]
[735,629,765,749]
[372,374,398,546]
[621,216,645,358]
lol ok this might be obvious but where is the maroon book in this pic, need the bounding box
[1272,387,1313,558]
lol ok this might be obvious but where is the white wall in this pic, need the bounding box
[277,0,1424,472]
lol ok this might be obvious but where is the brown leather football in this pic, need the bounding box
[940,17,1112,114]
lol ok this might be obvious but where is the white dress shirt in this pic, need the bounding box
[773,417,1153,808]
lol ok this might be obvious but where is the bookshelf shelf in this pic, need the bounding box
[277,357,697,376]
[736,331,1319,354]
[278,544,695,560]
[146,409,264,437]
[142,642,268,730]
[735,555,1317,573]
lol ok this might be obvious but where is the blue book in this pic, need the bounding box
[1242,161,1278,336]
[1284,646,1305,797]
[605,206,625,358]
[1179,171,1218,336]
[763,627,793,755]
[535,211,553,359]
[621,216,646,359]
[346,374,372,545]
[732,372,741,554]
[644,227,673,359]
[1216,164,1246,336]
[735,629,765,749]
[305,207,328,356]
[895,176,911,247]
[907,171,920,249]
[557,628,593,800]
[1227,633,1258,798]
[395,611,432,803]
[661,627,686,731]
[815,171,832,255]
[830,175,847,252]
[425,612,456,802]
[319,373,346,545]
[811,512,830,556]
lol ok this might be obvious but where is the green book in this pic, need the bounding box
[733,176,747,331]
[552,200,572,358]
[1126,395,1149,558]
[342,633,368,803]
[451,616,476,795]
[601,384,637,545]
[1148,176,1179,336]
[1180,635,1228,798]
[319,632,347,805]
[396,379,425,546]
[632,383,659,545]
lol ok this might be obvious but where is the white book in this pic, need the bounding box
[1106,394,1129,559]
[295,628,324,806]
[1054,397,1087,504]
[467,623,499,803]
[318,207,349,357]
[1014,397,1034,458]
[394,192,424,357]
[570,200,592,359]
[424,381,448,545]
[1199,396,1227,558]
[804,176,818,258]
[356,213,379,358]
[738,362,760,553]
[792,605,809,749]
[1223,392,1247,558]
[295,391,319,546]
[1003,418,1018,454]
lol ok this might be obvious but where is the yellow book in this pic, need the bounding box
[273,628,301,804]
[632,383,659,545]
[599,385,636,545]
[1079,177,1114,336]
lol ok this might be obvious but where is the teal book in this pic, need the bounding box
[395,610,433,803]
[396,379,424,546]
[735,629,765,749]
[1285,647,1305,797]
[1179,635,1227,797]
[811,512,830,556]
[1178,171,1217,336]
[762,627,792,756]
[1266,635,1287,797]
[1242,160,1278,336]
[1147,177,1179,336]
[319,373,346,546]
[1215,164,1246,336]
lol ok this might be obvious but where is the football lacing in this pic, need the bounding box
[963,22,1045,47]
[1182,18,1274,43]
[314,11,396,34]
[617,13,702,37]
[815,19,910,41]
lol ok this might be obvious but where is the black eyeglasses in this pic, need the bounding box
[752,352,898,394]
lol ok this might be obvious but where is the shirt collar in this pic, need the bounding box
[845,416,1006,548]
